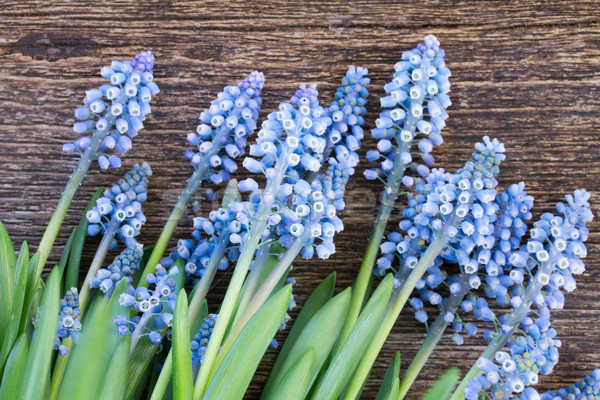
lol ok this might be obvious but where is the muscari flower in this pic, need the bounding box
[191,313,218,367]
[89,242,144,295]
[185,71,264,185]
[35,288,81,356]
[117,264,179,347]
[365,34,451,184]
[86,162,151,250]
[465,190,593,399]
[64,51,159,169]
[542,369,600,400]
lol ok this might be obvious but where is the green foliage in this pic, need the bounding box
[310,274,394,400]
[18,267,60,400]
[0,333,29,399]
[0,221,17,346]
[201,285,292,400]
[173,289,193,400]
[375,352,401,400]
[262,349,315,400]
[421,368,460,400]
[99,334,130,400]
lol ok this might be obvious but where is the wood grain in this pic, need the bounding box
[0,1,599,398]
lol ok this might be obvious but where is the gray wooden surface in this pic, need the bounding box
[0,1,599,398]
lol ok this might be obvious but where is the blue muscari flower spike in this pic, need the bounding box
[321,66,369,172]
[89,242,144,295]
[86,162,151,249]
[63,52,159,169]
[542,369,600,400]
[116,264,179,349]
[185,71,264,185]
[161,179,248,277]
[191,314,218,367]
[53,288,82,356]
[365,34,451,183]
[464,190,593,400]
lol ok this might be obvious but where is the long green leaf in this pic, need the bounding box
[18,267,60,400]
[266,271,336,387]
[173,289,193,400]
[310,274,394,400]
[0,220,17,340]
[375,352,401,400]
[263,287,351,399]
[99,334,130,400]
[56,278,128,400]
[0,241,29,375]
[421,368,460,400]
[201,285,292,400]
[19,251,40,334]
[64,187,103,292]
[0,333,29,399]
[57,229,76,283]
[263,349,314,400]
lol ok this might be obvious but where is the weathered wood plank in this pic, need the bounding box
[0,1,599,398]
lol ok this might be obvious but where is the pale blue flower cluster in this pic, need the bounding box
[162,180,246,278]
[464,190,593,399]
[116,264,179,345]
[542,369,600,400]
[365,34,451,182]
[191,314,218,367]
[185,72,264,185]
[322,66,369,166]
[55,288,82,356]
[63,52,159,169]
[89,243,144,295]
[86,162,151,249]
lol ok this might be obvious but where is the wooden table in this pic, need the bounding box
[0,1,598,398]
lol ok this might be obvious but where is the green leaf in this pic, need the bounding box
[375,352,401,400]
[266,271,336,386]
[0,241,29,375]
[19,251,40,334]
[201,285,292,400]
[263,287,351,399]
[0,333,29,399]
[57,229,76,283]
[263,349,315,400]
[381,377,400,400]
[421,368,460,400]
[18,267,60,400]
[173,289,193,400]
[64,187,103,291]
[0,220,17,340]
[56,278,128,400]
[99,334,130,400]
[310,274,394,400]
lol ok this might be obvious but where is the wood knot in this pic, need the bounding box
[14,32,100,61]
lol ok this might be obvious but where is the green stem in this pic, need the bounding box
[192,146,292,400]
[34,131,104,289]
[78,215,120,314]
[397,274,470,400]
[138,162,210,287]
[341,128,416,342]
[232,240,272,325]
[219,229,308,363]
[343,223,454,400]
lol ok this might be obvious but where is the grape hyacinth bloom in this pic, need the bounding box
[396,183,535,399]
[346,34,453,338]
[89,243,144,295]
[139,71,264,289]
[33,52,159,306]
[78,162,151,314]
[191,314,218,369]
[53,288,82,356]
[86,162,152,249]
[451,190,593,400]
[344,137,507,400]
[117,264,179,353]
[542,369,600,400]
